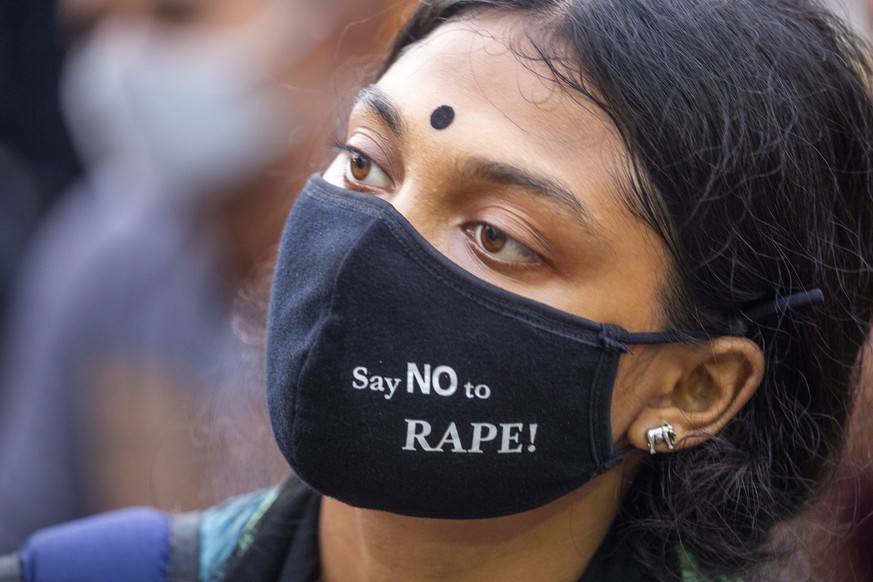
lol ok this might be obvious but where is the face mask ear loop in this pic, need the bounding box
[622,288,826,345]
[621,330,686,344]
[593,444,635,476]
[740,288,825,322]
[594,290,826,479]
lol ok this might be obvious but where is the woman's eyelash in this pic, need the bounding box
[467,222,543,267]
[331,141,360,157]
[332,142,542,266]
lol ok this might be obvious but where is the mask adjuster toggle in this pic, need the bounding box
[597,324,630,354]
[621,288,825,346]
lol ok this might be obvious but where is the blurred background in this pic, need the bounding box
[0,0,870,580]
[0,0,413,552]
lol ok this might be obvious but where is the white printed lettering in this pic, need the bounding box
[351,367,401,400]
[407,363,431,394]
[464,382,475,398]
[402,419,436,451]
[528,424,538,452]
[434,422,467,453]
[463,381,490,399]
[432,365,457,396]
[498,423,524,453]
[369,375,385,392]
[384,377,400,400]
[351,366,368,390]
[469,423,498,453]
[402,421,540,454]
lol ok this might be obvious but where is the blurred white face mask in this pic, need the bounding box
[61,0,323,200]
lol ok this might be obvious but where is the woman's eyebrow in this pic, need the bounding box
[354,86,589,225]
[465,158,591,226]
[355,85,403,136]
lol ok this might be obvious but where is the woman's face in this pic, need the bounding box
[324,15,672,440]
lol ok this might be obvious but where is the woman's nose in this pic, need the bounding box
[384,185,449,257]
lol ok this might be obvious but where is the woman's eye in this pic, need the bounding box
[473,224,539,263]
[345,150,391,189]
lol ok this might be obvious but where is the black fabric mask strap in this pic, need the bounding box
[741,288,824,322]
[621,288,825,345]
[593,444,635,475]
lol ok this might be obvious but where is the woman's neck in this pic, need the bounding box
[318,465,629,582]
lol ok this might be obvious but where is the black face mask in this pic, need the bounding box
[265,175,823,520]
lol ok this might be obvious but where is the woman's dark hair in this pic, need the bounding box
[379,0,873,578]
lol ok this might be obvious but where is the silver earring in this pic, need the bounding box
[646,422,677,455]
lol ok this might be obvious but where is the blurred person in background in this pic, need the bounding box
[0,0,82,376]
[0,0,79,206]
[0,0,408,552]
[0,150,39,376]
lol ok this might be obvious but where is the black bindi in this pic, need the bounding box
[430,105,455,130]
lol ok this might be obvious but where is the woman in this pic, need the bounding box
[3,0,872,580]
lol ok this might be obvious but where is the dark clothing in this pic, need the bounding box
[223,477,665,582]
[1,475,693,581]
[0,0,80,206]
[222,479,320,582]
[0,183,244,551]
[0,146,37,358]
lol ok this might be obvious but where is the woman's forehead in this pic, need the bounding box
[380,18,615,143]
[369,15,630,224]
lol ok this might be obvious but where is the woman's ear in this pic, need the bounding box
[625,337,765,453]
